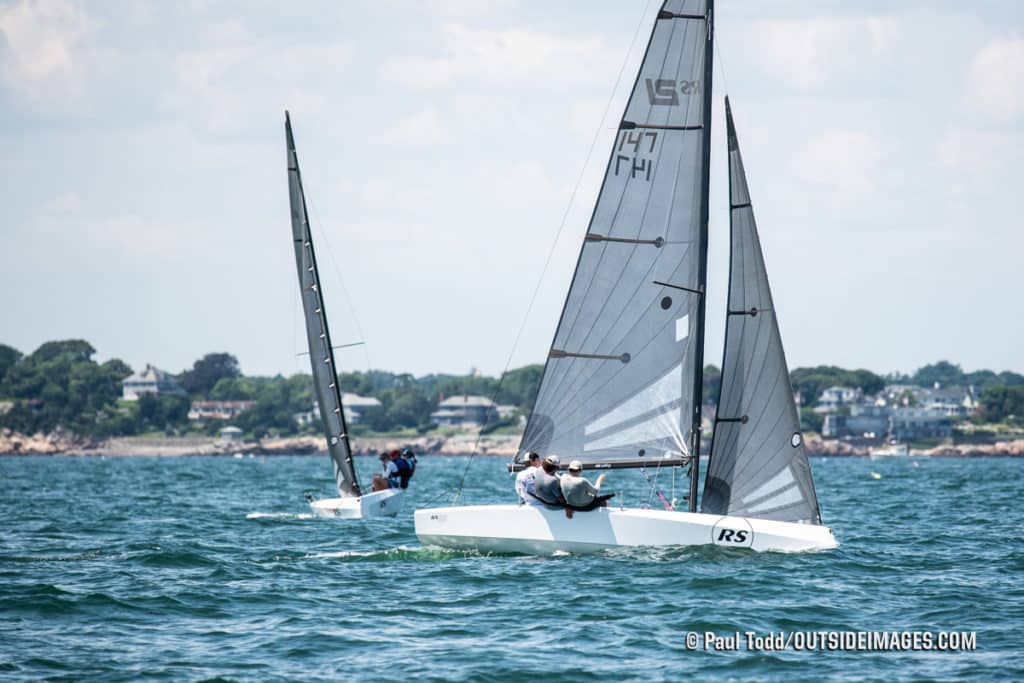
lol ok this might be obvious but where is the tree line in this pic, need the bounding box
[1,340,1021,439]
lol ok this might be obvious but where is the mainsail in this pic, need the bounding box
[286,112,361,497]
[517,0,714,476]
[701,98,821,524]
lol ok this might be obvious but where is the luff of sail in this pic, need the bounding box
[517,0,712,470]
[701,98,821,524]
[285,112,361,497]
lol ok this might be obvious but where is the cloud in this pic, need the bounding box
[0,0,93,103]
[11,189,215,272]
[166,41,352,135]
[742,16,900,89]
[937,126,1007,172]
[387,109,450,147]
[382,23,608,87]
[968,36,1024,122]
[797,129,883,195]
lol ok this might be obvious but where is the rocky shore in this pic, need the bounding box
[3,428,1023,458]
[0,429,522,457]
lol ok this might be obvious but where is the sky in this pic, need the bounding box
[1,0,1022,379]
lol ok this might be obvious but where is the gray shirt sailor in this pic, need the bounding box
[560,474,599,507]
[532,469,564,506]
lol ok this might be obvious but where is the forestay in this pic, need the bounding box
[286,112,361,497]
[517,1,711,470]
[700,99,820,524]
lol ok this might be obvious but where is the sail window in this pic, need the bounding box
[746,485,804,514]
[675,314,690,342]
[740,466,797,506]
[585,364,683,436]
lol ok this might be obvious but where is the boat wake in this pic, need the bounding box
[245,512,315,520]
[304,545,496,562]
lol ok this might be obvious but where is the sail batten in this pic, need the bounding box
[700,98,821,524]
[285,112,361,498]
[518,1,711,469]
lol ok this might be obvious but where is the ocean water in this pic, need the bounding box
[1,454,1021,682]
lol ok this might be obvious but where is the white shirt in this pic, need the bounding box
[383,460,400,487]
[514,465,538,503]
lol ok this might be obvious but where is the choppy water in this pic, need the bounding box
[1,454,1021,681]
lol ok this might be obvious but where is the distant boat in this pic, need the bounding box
[415,1,836,553]
[285,112,404,519]
[869,441,911,459]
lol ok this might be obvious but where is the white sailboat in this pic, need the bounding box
[869,441,911,459]
[414,1,836,552]
[285,112,405,519]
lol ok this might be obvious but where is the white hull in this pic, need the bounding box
[310,488,405,519]
[415,505,837,554]
[869,444,912,459]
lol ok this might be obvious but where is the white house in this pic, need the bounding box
[188,400,256,421]
[814,386,863,414]
[121,364,186,400]
[430,395,499,428]
[293,393,383,426]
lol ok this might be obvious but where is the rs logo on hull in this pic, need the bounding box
[717,529,748,543]
[645,78,702,105]
[712,518,754,547]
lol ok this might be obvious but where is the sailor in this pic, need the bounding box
[514,452,541,504]
[385,450,404,489]
[371,451,392,492]
[397,448,417,489]
[530,455,565,507]
[560,460,613,514]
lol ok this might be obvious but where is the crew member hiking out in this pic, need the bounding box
[515,452,541,504]
[560,460,614,518]
[396,448,417,489]
[530,455,565,507]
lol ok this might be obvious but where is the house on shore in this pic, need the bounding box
[813,386,863,415]
[121,364,186,400]
[218,425,243,443]
[431,395,499,428]
[188,400,256,421]
[293,393,383,427]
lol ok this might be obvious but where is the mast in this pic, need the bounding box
[286,111,361,497]
[687,0,714,512]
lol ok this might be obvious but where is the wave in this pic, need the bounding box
[245,512,314,520]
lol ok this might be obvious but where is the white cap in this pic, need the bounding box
[568,460,583,471]
[544,455,560,466]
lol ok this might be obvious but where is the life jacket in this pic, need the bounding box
[395,457,414,489]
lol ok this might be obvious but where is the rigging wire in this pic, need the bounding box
[305,192,375,374]
[449,0,656,503]
[715,26,730,96]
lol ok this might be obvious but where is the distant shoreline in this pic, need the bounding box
[2,430,1022,458]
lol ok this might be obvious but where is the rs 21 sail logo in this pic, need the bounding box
[645,78,701,105]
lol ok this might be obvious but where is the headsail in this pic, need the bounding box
[517,1,713,472]
[286,112,361,497]
[701,98,821,524]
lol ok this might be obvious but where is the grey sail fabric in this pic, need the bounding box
[701,98,821,524]
[518,1,710,469]
[286,112,361,497]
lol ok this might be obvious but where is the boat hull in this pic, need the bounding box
[415,505,837,554]
[310,489,405,519]
[868,446,912,459]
